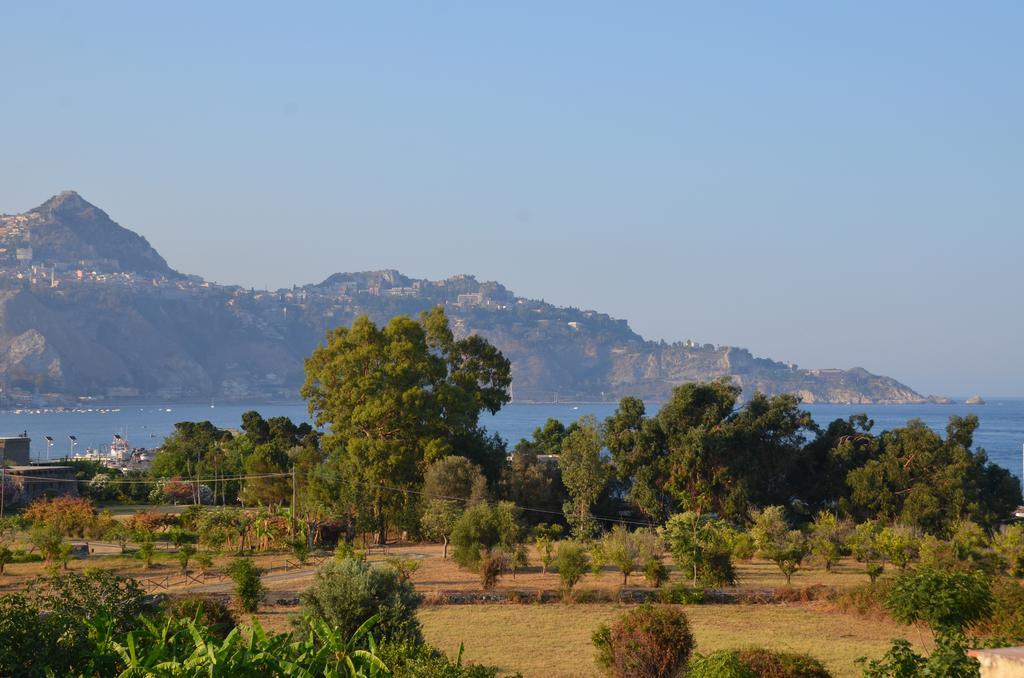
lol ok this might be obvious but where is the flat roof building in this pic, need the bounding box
[1,465,78,506]
[0,436,31,465]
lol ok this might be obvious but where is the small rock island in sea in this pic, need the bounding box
[965,394,986,405]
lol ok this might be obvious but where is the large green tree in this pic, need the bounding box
[559,415,607,539]
[846,415,1020,534]
[302,308,510,544]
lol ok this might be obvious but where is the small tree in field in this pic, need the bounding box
[848,519,885,582]
[808,511,849,571]
[602,525,642,585]
[751,507,805,585]
[555,541,589,599]
[228,558,265,613]
[29,524,63,563]
[137,537,156,569]
[24,497,96,537]
[0,545,11,574]
[877,524,919,571]
[420,499,462,560]
[177,544,197,574]
[533,523,563,573]
[662,511,735,586]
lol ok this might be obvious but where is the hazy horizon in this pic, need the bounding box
[2,3,1022,397]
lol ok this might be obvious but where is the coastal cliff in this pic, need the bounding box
[0,193,945,405]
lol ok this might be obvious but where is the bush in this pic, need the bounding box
[0,571,150,676]
[554,541,589,598]
[971,577,1024,641]
[657,582,705,605]
[643,556,669,588]
[604,604,694,678]
[228,558,265,613]
[885,568,992,634]
[687,651,757,678]
[27,570,147,629]
[299,556,423,645]
[480,551,505,590]
[379,641,507,677]
[166,595,237,639]
[735,647,831,677]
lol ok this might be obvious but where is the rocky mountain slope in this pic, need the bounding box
[0,193,947,405]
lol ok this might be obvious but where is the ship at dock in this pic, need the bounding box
[72,433,151,472]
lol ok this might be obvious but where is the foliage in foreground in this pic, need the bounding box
[688,648,831,678]
[300,556,424,646]
[593,604,695,678]
[0,569,500,678]
[858,568,989,677]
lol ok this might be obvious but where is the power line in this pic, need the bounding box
[5,471,291,485]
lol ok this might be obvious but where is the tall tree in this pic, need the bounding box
[847,416,1020,534]
[302,308,510,544]
[559,415,607,539]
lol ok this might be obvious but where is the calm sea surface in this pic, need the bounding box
[3,399,1022,479]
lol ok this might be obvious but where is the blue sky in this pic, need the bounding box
[1,2,1022,396]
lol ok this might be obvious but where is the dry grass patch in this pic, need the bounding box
[419,603,918,678]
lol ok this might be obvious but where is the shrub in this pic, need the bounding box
[228,558,265,613]
[137,537,156,569]
[643,556,669,588]
[605,604,694,678]
[993,524,1024,577]
[687,651,757,678]
[533,523,563,573]
[592,623,613,670]
[177,544,196,573]
[379,641,506,677]
[877,525,919,571]
[554,541,589,598]
[166,595,237,639]
[731,531,756,560]
[0,544,12,574]
[657,582,705,605]
[735,647,831,677]
[27,570,147,632]
[970,576,1024,641]
[885,568,992,634]
[480,551,505,590]
[195,551,214,573]
[452,503,493,569]
[602,525,642,585]
[808,511,850,572]
[299,556,423,645]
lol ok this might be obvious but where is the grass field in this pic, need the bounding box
[419,603,922,678]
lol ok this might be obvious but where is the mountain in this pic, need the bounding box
[0,193,948,405]
[0,191,179,278]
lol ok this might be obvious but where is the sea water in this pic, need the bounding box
[2,399,1022,480]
